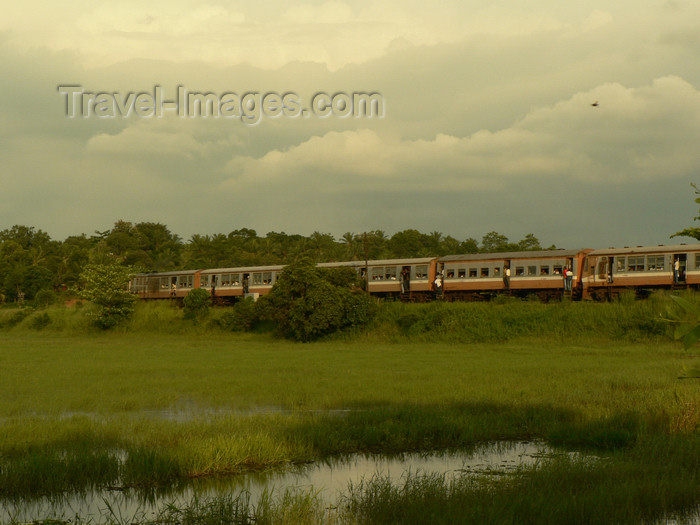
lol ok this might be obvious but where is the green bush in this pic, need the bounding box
[34,288,57,308]
[1,308,32,328]
[183,288,211,320]
[29,312,51,330]
[215,297,258,331]
[79,263,136,329]
[258,259,376,341]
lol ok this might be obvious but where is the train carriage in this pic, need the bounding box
[200,265,286,300]
[582,243,700,300]
[318,257,438,298]
[439,249,591,300]
[131,269,201,299]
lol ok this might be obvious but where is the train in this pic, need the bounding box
[129,243,700,302]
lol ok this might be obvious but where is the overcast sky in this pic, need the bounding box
[2,0,700,250]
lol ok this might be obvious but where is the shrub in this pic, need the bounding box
[29,312,51,330]
[1,308,32,328]
[79,263,136,329]
[183,288,211,321]
[215,297,259,331]
[258,259,377,341]
[34,288,57,309]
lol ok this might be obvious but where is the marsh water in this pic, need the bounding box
[2,441,566,523]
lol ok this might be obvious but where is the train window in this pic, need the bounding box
[263,272,272,284]
[695,255,700,270]
[415,265,428,279]
[201,275,210,287]
[540,266,550,275]
[458,269,466,278]
[493,267,501,277]
[515,267,524,276]
[371,267,384,280]
[469,268,477,278]
[385,266,397,280]
[480,268,489,277]
[446,270,455,279]
[627,256,644,272]
[616,259,625,273]
[648,255,665,271]
[160,278,169,290]
[553,265,562,275]
[252,273,263,285]
[597,261,607,278]
[527,266,537,276]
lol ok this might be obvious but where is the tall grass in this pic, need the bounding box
[360,291,678,344]
[340,434,700,525]
[0,289,690,343]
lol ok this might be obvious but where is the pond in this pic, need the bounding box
[2,440,565,523]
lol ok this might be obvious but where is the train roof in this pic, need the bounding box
[133,269,201,277]
[201,265,286,273]
[318,257,436,268]
[588,243,700,256]
[439,249,587,263]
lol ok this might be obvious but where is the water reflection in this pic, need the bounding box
[0,441,583,523]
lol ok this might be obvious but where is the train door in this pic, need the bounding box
[596,257,609,282]
[401,265,411,293]
[673,254,687,283]
[242,273,250,293]
[608,257,614,283]
[565,257,574,291]
[503,259,511,290]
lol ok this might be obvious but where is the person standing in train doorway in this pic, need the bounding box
[400,267,410,293]
[674,258,680,284]
[503,265,510,290]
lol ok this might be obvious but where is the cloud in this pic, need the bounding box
[221,76,700,196]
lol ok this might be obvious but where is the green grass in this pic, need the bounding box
[0,297,698,522]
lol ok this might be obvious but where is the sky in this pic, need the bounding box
[2,0,700,250]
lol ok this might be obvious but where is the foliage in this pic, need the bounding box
[29,311,51,330]
[79,262,136,329]
[34,288,57,308]
[215,297,259,331]
[258,258,376,341]
[182,287,211,320]
[0,308,32,328]
[672,182,700,240]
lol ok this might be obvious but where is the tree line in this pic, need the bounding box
[0,220,551,302]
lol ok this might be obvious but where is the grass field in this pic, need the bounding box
[0,299,698,523]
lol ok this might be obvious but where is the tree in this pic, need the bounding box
[481,232,510,252]
[516,234,542,251]
[389,229,430,258]
[182,288,211,321]
[458,238,479,254]
[672,183,700,241]
[79,263,136,329]
[258,258,376,341]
